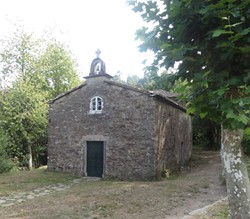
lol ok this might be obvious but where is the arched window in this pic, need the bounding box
[90,96,103,113]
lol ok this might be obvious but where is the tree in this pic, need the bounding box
[126,74,141,87]
[0,78,48,169]
[112,71,126,84]
[0,29,45,169]
[129,0,250,217]
[0,28,80,169]
[0,108,14,173]
[138,70,175,90]
[36,41,80,98]
[0,29,39,88]
[192,115,221,150]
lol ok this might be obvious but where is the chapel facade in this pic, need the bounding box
[47,51,192,179]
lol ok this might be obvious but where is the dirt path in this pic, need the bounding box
[103,150,228,219]
[174,151,227,218]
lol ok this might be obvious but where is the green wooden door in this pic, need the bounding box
[87,141,104,177]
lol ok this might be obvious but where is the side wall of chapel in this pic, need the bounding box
[154,99,192,177]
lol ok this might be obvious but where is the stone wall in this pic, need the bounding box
[48,75,192,180]
[154,99,192,176]
[48,76,156,179]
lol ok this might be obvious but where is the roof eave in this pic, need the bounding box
[150,94,187,112]
[49,83,86,104]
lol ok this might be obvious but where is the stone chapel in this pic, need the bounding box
[47,51,192,180]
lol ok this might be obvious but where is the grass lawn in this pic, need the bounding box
[0,176,217,219]
[0,167,77,197]
[0,151,232,218]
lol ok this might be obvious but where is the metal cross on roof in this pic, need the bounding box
[95,49,101,58]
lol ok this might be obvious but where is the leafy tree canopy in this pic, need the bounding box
[129,0,250,130]
[36,41,81,98]
[0,28,81,168]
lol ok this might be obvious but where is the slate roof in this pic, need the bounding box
[149,90,186,112]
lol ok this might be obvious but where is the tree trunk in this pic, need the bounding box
[28,144,33,170]
[221,128,250,218]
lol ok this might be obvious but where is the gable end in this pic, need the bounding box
[105,80,187,112]
[49,83,86,104]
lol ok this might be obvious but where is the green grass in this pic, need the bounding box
[191,200,230,219]
[0,151,232,219]
[0,170,213,219]
[0,167,77,196]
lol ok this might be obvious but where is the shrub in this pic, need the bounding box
[0,131,14,173]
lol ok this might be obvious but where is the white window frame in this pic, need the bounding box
[89,96,103,114]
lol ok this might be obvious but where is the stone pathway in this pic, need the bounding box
[0,177,100,207]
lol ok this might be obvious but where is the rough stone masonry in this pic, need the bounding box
[47,54,192,180]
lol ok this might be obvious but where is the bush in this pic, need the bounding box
[192,116,221,150]
[243,127,250,156]
[0,153,13,173]
[0,131,14,173]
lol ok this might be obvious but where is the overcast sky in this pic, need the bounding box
[0,0,154,80]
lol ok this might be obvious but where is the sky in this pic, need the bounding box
[0,0,154,80]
